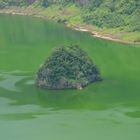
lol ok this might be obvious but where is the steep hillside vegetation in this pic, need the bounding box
[0,0,140,42]
[41,0,140,32]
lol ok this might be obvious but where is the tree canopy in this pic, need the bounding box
[36,45,101,89]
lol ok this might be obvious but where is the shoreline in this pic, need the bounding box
[0,9,140,45]
[74,27,140,45]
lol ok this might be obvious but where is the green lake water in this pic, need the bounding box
[0,15,140,140]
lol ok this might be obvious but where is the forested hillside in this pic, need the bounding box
[0,0,140,42]
[42,0,140,32]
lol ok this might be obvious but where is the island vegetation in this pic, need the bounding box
[36,45,101,89]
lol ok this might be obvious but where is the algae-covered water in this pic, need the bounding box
[0,15,140,140]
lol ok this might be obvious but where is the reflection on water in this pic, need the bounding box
[0,15,140,140]
[0,71,123,111]
[0,95,140,123]
[0,95,140,140]
[0,71,140,121]
[125,111,140,118]
[0,71,30,91]
[0,69,140,128]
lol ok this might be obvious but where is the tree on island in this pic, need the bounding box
[36,45,101,89]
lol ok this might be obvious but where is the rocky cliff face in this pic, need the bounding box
[36,45,101,90]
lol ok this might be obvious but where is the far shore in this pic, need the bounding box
[0,9,140,45]
[73,27,140,45]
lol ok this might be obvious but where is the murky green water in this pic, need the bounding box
[0,15,140,140]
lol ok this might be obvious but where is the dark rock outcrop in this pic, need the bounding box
[36,45,101,89]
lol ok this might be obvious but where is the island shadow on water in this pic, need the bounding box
[0,70,107,111]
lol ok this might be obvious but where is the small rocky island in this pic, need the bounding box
[36,45,101,89]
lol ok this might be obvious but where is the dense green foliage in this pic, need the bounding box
[36,45,101,89]
[0,0,139,32]
[41,0,140,31]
